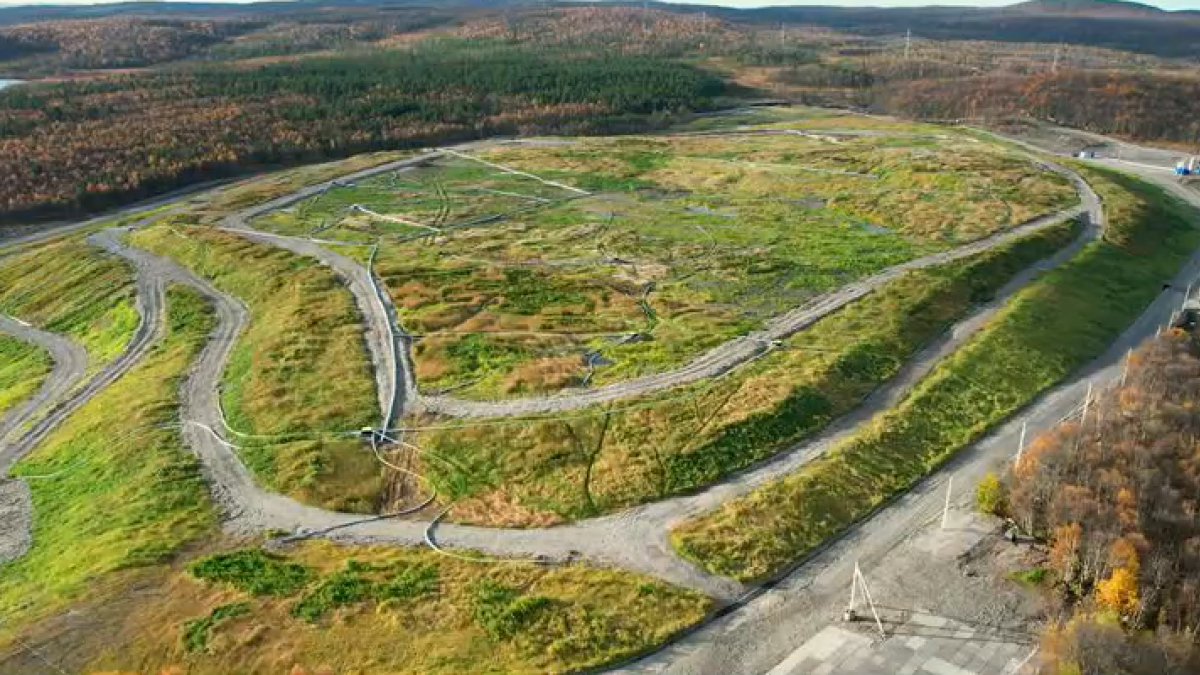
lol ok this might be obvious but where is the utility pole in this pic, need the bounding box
[845,562,886,638]
[780,22,787,50]
[1052,43,1062,73]
[941,476,954,529]
[1121,347,1133,387]
[1016,420,1028,462]
[1080,382,1094,428]
[904,29,912,61]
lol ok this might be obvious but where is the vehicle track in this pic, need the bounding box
[0,130,1112,606]
[614,131,1200,675]
[418,200,1088,419]
[0,318,87,448]
[116,154,1094,604]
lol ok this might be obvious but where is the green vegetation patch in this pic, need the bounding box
[129,225,381,512]
[0,237,138,368]
[0,286,218,634]
[409,218,1080,526]
[128,541,710,674]
[368,129,1075,400]
[0,335,51,419]
[670,166,1200,581]
[189,549,313,597]
[182,602,251,654]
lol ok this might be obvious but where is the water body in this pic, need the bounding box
[0,80,23,91]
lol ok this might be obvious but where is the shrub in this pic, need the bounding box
[470,579,554,640]
[181,602,250,653]
[976,472,1007,516]
[189,549,312,597]
[291,560,375,622]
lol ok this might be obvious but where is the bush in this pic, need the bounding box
[291,560,374,622]
[181,602,250,653]
[470,579,554,641]
[188,549,312,597]
[976,472,1006,516]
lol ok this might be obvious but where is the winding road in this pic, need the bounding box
[4,125,1192,675]
[616,135,1200,675]
[34,144,1099,602]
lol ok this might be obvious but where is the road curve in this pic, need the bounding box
[0,318,87,450]
[419,201,1089,419]
[127,156,1098,603]
[0,231,164,475]
[227,151,1091,422]
[613,136,1200,675]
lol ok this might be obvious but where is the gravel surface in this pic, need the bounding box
[419,201,1088,419]
[0,316,87,448]
[610,129,1200,675]
[4,127,1181,660]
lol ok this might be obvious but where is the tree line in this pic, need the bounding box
[0,43,724,222]
[998,329,1200,674]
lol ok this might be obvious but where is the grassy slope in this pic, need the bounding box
[671,166,1200,581]
[128,225,381,512]
[412,218,1080,527]
[0,286,217,636]
[89,541,711,674]
[0,237,138,367]
[0,336,50,418]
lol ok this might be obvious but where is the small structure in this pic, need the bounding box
[1177,157,1200,176]
[1173,299,1200,331]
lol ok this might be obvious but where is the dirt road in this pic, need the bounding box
[0,318,87,449]
[611,132,1200,675]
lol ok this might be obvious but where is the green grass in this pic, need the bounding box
[189,549,313,597]
[182,602,250,654]
[1010,567,1049,586]
[0,285,218,634]
[363,129,1074,400]
[670,166,1200,582]
[408,218,1080,527]
[0,237,138,368]
[128,225,381,512]
[0,335,51,419]
[108,541,712,674]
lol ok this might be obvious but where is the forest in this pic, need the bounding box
[874,71,1200,144]
[0,41,723,222]
[1000,330,1200,674]
[0,3,1198,222]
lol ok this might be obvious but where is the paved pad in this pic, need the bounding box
[767,611,1035,675]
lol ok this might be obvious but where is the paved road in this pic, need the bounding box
[610,132,1200,675]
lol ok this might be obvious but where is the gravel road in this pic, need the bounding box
[0,126,1158,631]
[125,154,1095,604]
[0,318,86,565]
[610,131,1200,675]
[0,317,87,448]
